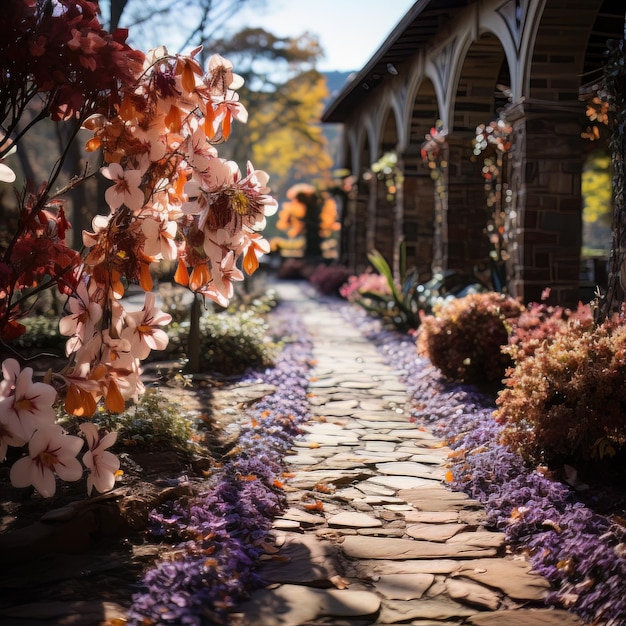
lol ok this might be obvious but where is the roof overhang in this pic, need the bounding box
[322,0,470,123]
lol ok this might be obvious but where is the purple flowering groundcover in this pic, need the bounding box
[352,303,626,626]
[126,302,313,626]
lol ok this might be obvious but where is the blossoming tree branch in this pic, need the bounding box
[0,0,277,498]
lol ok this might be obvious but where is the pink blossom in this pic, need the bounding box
[0,359,57,440]
[102,162,145,212]
[80,423,120,495]
[142,217,178,261]
[212,251,243,301]
[10,425,84,498]
[122,292,172,360]
[59,281,103,355]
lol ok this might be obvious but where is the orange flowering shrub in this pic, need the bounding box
[496,310,626,465]
[417,292,523,385]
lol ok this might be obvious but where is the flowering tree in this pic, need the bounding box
[0,0,276,498]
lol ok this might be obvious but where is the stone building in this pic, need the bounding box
[322,0,624,305]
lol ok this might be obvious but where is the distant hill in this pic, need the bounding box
[323,71,355,104]
[320,71,353,169]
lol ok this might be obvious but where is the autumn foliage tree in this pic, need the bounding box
[212,27,334,200]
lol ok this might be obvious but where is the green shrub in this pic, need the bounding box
[417,292,524,385]
[496,312,626,466]
[198,309,277,375]
[61,388,199,455]
[344,242,489,332]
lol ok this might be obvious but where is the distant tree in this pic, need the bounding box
[210,27,334,200]
[99,0,262,54]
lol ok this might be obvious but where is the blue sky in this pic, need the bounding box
[233,0,417,72]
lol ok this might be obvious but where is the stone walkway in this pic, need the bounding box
[231,283,583,626]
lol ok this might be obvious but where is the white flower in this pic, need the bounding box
[10,425,83,498]
[80,422,120,495]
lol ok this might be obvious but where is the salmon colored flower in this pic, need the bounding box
[102,163,144,212]
[59,281,103,355]
[212,251,243,301]
[80,422,120,495]
[122,292,172,360]
[10,425,84,498]
[0,359,57,440]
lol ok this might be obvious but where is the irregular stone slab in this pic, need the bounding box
[389,429,438,439]
[447,531,506,549]
[360,495,406,505]
[286,454,323,466]
[365,441,398,452]
[355,450,414,462]
[232,584,381,626]
[355,559,459,576]
[367,475,434,490]
[446,578,500,610]
[406,522,467,542]
[353,410,409,422]
[333,487,368,500]
[467,608,585,625]
[403,510,460,524]
[360,433,403,442]
[454,558,551,601]
[383,504,415,511]
[280,507,326,526]
[300,422,349,435]
[357,527,406,537]
[308,377,340,388]
[288,469,373,489]
[341,536,497,560]
[339,381,378,390]
[408,452,452,465]
[272,519,301,530]
[295,434,359,446]
[357,419,413,429]
[314,398,358,411]
[399,487,481,511]
[328,511,382,528]
[376,461,445,480]
[378,597,478,623]
[328,451,411,465]
[374,573,435,600]
[356,482,397,497]
[258,534,340,585]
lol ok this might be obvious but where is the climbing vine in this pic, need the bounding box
[599,34,626,319]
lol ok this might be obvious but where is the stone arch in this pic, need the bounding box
[445,31,512,281]
[371,105,401,267]
[346,123,374,273]
[402,75,442,279]
[506,0,625,304]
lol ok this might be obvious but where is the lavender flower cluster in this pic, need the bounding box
[127,303,313,626]
[342,303,626,626]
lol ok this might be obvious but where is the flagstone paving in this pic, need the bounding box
[231,283,584,626]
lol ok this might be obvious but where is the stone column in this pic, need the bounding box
[401,146,436,280]
[504,100,584,305]
[445,131,492,276]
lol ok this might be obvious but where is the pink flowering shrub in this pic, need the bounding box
[309,263,351,295]
[506,299,594,362]
[496,308,626,465]
[339,270,393,302]
[417,292,524,385]
[0,1,276,497]
[417,292,523,384]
